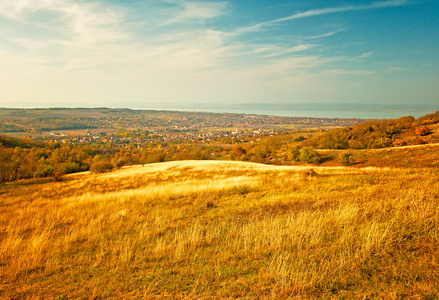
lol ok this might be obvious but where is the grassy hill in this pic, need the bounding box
[1,160,438,299]
[316,143,439,168]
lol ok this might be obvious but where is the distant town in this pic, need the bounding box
[0,108,367,148]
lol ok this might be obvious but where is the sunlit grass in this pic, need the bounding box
[0,161,438,299]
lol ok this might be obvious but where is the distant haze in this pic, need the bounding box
[0,0,438,108]
[1,102,434,119]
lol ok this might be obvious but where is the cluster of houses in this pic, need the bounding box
[47,127,274,147]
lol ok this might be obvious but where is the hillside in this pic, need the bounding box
[302,111,439,149]
[1,161,438,299]
[316,143,439,168]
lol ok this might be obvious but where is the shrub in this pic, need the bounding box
[291,146,301,161]
[414,127,430,136]
[299,147,321,164]
[34,164,55,178]
[339,152,354,166]
[234,146,246,156]
[300,168,318,180]
[415,138,427,145]
[393,139,407,147]
[58,162,83,174]
[90,160,113,174]
[113,158,127,169]
[53,172,64,181]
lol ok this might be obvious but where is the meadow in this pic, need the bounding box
[1,160,438,299]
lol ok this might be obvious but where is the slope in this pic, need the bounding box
[0,161,438,299]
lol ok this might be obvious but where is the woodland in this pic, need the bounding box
[1,111,438,183]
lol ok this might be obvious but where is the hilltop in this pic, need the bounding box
[1,160,438,298]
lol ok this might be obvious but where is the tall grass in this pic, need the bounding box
[0,161,438,299]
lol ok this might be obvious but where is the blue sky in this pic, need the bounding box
[0,0,438,108]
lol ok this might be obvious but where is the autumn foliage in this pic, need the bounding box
[414,127,430,136]
[302,112,438,149]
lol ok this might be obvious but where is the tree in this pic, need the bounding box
[234,146,246,156]
[299,147,321,164]
[339,152,354,166]
[291,146,301,161]
[414,127,430,136]
[0,145,14,182]
[90,157,113,173]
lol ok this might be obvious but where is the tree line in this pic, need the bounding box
[0,135,230,183]
[301,112,438,149]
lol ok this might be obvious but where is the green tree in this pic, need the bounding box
[299,147,321,164]
[339,152,354,166]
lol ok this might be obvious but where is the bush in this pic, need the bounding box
[90,160,113,174]
[300,168,318,180]
[299,147,321,164]
[339,152,354,166]
[34,164,55,178]
[58,162,83,174]
[53,171,64,181]
[393,139,407,147]
[291,146,301,161]
[415,138,427,145]
[414,127,430,136]
[234,146,246,156]
[113,158,127,169]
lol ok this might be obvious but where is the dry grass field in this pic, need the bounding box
[0,160,438,299]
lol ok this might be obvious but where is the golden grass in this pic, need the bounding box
[318,143,439,168]
[0,161,438,299]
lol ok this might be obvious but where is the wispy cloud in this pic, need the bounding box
[304,30,347,40]
[386,66,406,71]
[262,44,314,58]
[0,0,127,50]
[234,0,408,34]
[0,0,427,106]
[161,1,228,26]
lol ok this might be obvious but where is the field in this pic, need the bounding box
[1,160,438,299]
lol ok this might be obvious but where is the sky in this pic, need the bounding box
[0,0,438,108]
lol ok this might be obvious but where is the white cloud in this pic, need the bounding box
[234,0,408,35]
[304,30,346,40]
[0,0,32,20]
[359,52,374,59]
[386,66,406,71]
[0,0,420,107]
[163,1,228,25]
[262,44,314,58]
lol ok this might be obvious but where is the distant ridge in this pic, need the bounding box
[137,102,437,119]
[2,102,436,113]
[140,102,437,113]
[2,102,437,119]
[226,103,438,113]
